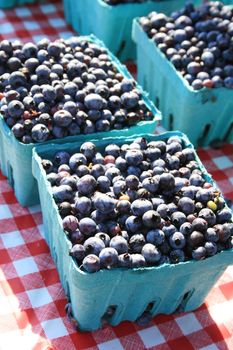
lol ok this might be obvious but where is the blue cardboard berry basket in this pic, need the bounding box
[0,34,160,207]
[32,131,233,331]
[132,18,233,147]
[63,0,201,61]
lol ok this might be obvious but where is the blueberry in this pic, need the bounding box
[192,218,208,232]
[159,173,175,191]
[171,211,186,228]
[97,175,111,192]
[53,110,73,127]
[74,196,92,215]
[99,247,118,268]
[180,222,193,236]
[142,210,161,228]
[31,124,50,142]
[93,193,116,214]
[80,142,96,159]
[131,254,146,268]
[129,234,145,253]
[192,246,206,260]
[204,227,219,242]
[146,229,165,245]
[131,199,153,216]
[121,91,139,109]
[84,93,103,110]
[79,217,97,236]
[169,232,186,249]
[118,253,132,268]
[178,197,195,215]
[95,232,110,246]
[84,237,105,255]
[12,123,24,139]
[142,243,161,264]
[58,201,73,217]
[69,153,87,171]
[170,249,185,263]
[54,151,70,167]
[70,244,85,261]
[162,223,176,237]
[125,215,142,233]
[198,208,216,226]
[142,177,159,193]
[82,254,100,273]
[110,236,128,254]
[216,208,232,223]
[63,215,79,232]
[125,149,143,166]
[8,100,24,118]
[77,175,97,195]
[204,241,217,256]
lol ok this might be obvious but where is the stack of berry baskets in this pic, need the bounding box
[32,131,233,331]
[0,35,160,206]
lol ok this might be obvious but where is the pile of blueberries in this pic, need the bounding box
[139,1,233,90]
[42,135,233,273]
[0,38,152,144]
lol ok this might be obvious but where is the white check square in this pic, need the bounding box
[176,313,202,335]
[1,23,14,34]
[0,204,13,219]
[15,8,31,17]
[49,18,65,28]
[41,4,56,14]
[213,156,233,170]
[27,287,52,308]
[98,339,124,350]
[24,21,40,31]
[138,326,165,347]
[41,318,68,339]
[2,230,24,248]
[13,257,39,276]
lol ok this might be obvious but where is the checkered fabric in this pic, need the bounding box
[0,0,233,349]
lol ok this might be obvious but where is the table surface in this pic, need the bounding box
[0,1,233,349]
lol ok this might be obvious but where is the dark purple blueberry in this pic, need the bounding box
[118,253,132,268]
[171,211,186,228]
[93,193,116,214]
[129,234,145,253]
[146,229,165,245]
[99,247,118,268]
[142,243,161,264]
[169,232,186,249]
[82,254,100,273]
[192,246,206,260]
[192,218,208,232]
[77,175,97,195]
[84,237,105,255]
[131,199,153,216]
[70,244,85,261]
[178,197,195,215]
[142,210,161,228]
[131,254,146,268]
[110,236,128,254]
[53,110,73,127]
[79,217,97,236]
[170,249,185,263]
[63,215,79,232]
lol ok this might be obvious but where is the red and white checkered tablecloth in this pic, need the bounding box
[0,1,233,349]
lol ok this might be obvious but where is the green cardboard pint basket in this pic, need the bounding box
[0,35,160,207]
[132,17,233,147]
[32,131,233,331]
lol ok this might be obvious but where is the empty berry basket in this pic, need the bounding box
[63,0,201,61]
[132,17,233,147]
[0,34,160,207]
[32,131,233,332]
